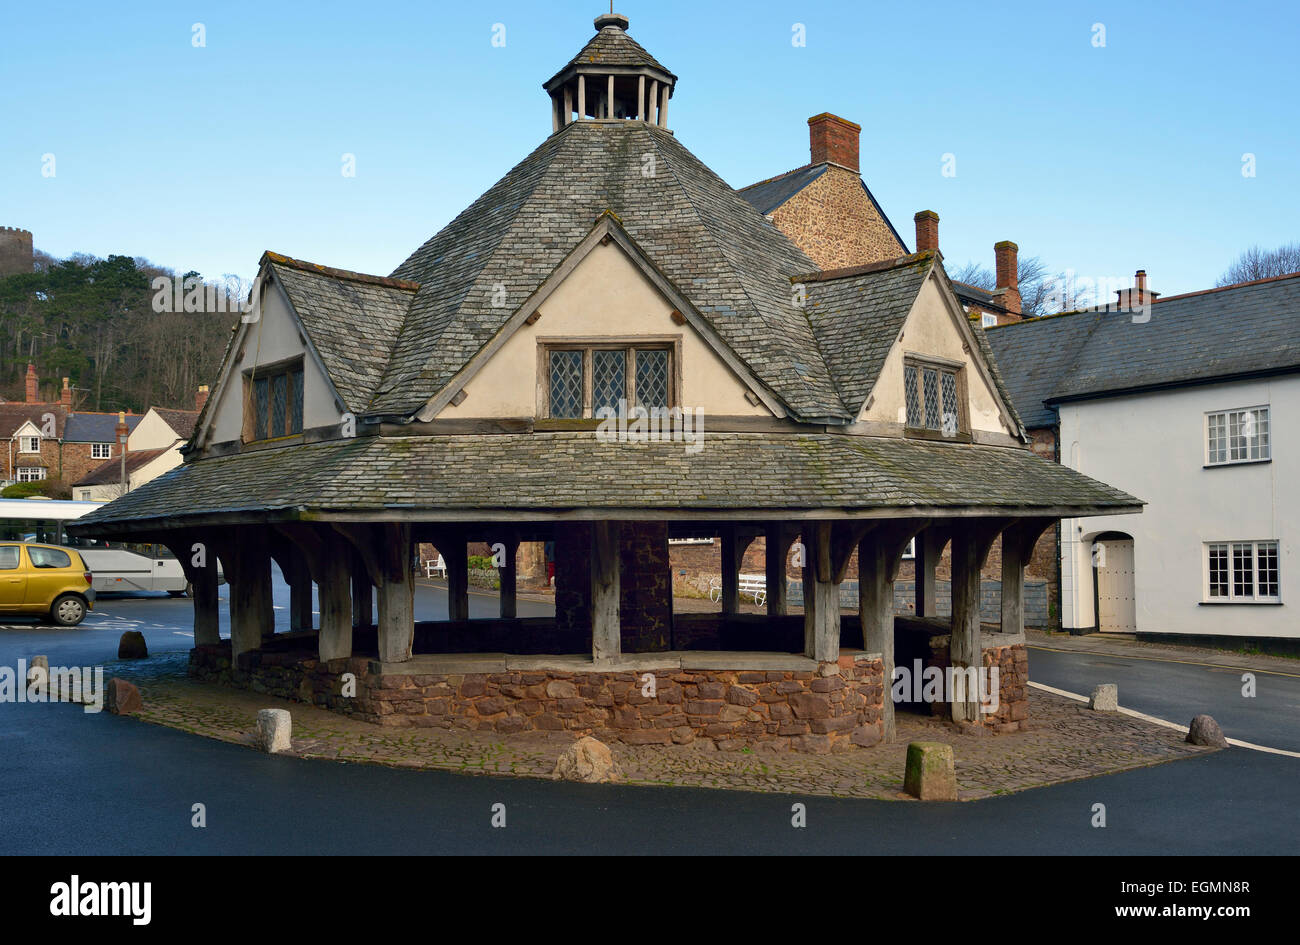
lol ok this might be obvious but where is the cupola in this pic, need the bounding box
[543,13,678,132]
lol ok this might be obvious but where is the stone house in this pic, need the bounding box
[986,270,1298,641]
[73,12,1139,750]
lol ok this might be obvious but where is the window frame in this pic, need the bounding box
[537,337,680,421]
[16,467,46,482]
[242,356,306,443]
[18,435,40,454]
[1203,540,1281,603]
[91,442,113,459]
[902,354,969,442]
[1205,405,1270,467]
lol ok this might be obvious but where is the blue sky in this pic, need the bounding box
[2,0,1296,297]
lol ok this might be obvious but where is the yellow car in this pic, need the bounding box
[0,542,96,626]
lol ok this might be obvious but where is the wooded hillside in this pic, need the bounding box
[0,251,239,413]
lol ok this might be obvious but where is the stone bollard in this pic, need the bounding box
[553,735,620,783]
[106,677,143,715]
[256,708,293,753]
[1090,683,1118,712]
[903,741,957,801]
[1186,714,1229,748]
[27,655,49,697]
[118,631,148,659]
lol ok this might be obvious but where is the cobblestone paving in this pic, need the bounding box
[113,653,1212,800]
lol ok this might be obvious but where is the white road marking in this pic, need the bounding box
[173,631,193,637]
[1028,680,1300,758]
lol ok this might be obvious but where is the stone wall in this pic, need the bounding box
[893,619,1029,732]
[769,166,905,270]
[190,644,886,753]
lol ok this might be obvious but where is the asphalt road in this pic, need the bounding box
[0,587,1296,855]
[1027,645,1300,753]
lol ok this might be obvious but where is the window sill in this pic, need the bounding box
[1199,600,1283,606]
[904,428,972,444]
[1203,459,1271,469]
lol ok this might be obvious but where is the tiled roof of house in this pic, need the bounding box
[150,407,199,440]
[266,253,416,413]
[0,404,64,438]
[986,272,1300,423]
[73,447,170,487]
[802,254,935,413]
[69,432,1140,534]
[63,411,143,443]
[380,120,850,421]
[545,23,674,86]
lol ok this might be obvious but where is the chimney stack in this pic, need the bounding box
[808,113,860,173]
[914,210,939,254]
[61,377,72,410]
[24,363,38,404]
[1116,269,1159,310]
[993,241,1021,316]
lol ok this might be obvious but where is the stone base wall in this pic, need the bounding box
[190,645,885,753]
[893,626,1029,732]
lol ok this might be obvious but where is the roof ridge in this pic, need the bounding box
[796,251,936,283]
[1153,269,1300,304]
[263,251,419,291]
[736,162,819,192]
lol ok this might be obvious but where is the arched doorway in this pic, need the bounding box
[1092,531,1136,633]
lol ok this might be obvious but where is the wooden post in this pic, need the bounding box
[591,521,621,663]
[222,536,273,659]
[287,549,313,632]
[552,95,560,133]
[948,521,1004,722]
[607,75,615,117]
[500,538,517,619]
[563,86,572,125]
[765,523,793,617]
[166,536,220,647]
[1000,519,1053,636]
[351,555,373,628]
[858,524,920,742]
[375,524,414,663]
[637,75,645,120]
[915,529,944,618]
[445,533,469,622]
[659,84,668,126]
[802,522,848,663]
[720,527,739,616]
[649,80,658,124]
[275,525,352,663]
[578,75,586,119]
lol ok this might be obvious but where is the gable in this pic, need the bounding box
[860,270,1019,437]
[767,166,906,271]
[200,277,345,447]
[435,239,771,420]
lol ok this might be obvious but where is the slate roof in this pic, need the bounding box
[63,412,142,443]
[382,120,850,421]
[73,447,169,487]
[0,404,64,438]
[545,24,674,86]
[984,311,1101,427]
[69,432,1140,534]
[802,255,935,413]
[266,253,416,413]
[150,407,199,440]
[986,272,1300,423]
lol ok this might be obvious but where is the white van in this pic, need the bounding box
[74,546,192,596]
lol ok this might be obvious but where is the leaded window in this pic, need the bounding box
[543,344,673,418]
[1207,406,1270,465]
[248,362,305,440]
[904,359,963,436]
[1206,540,1281,602]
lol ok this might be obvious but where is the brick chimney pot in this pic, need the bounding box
[808,113,861,173]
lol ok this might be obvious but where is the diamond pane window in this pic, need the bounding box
[904,364,920,427]
[289,370,304,434]
[922,367,940,430]
[254,376,270,440]
[635,349,669,409]
[592,349,625,415]
[548,350,584,418]
[271,373,287,437]
[940,372,958,436]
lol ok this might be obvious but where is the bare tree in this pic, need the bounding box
[1216,243,1300,287]
[948,255,1085,316]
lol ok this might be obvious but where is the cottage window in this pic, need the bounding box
[91,443,112,459]
[1206,406,1269,465]
[19,436,40,454]
[543,344,673,419]
[1206,540,1279,602]
[17,467,45,482]
[980,313,998,328]
[245,361,305,441]
[903,358,964,438]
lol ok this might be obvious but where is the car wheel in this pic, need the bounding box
[50,594,87,627]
